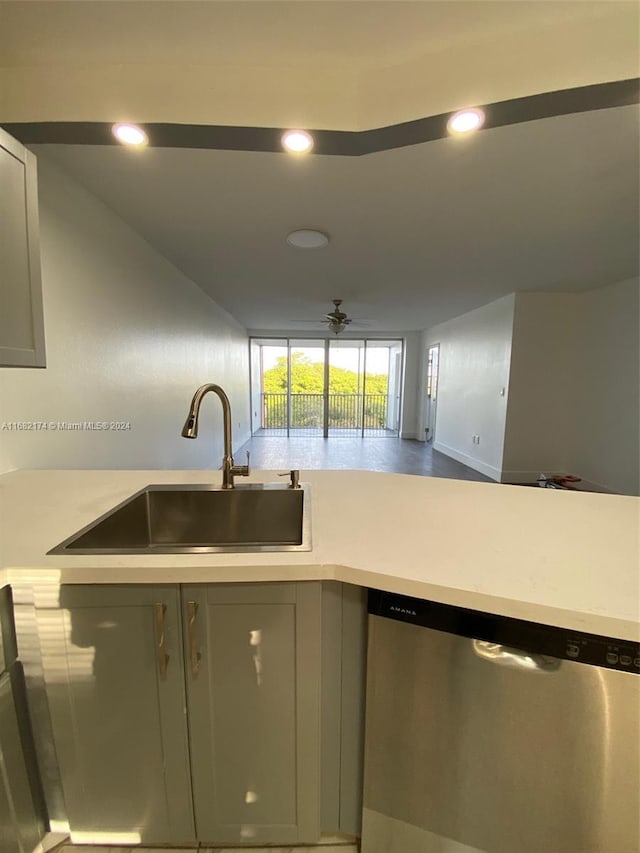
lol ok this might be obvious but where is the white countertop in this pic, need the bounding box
[0,468,638,640]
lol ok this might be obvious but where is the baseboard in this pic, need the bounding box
[432,441,501,481]
[400,431,417,439]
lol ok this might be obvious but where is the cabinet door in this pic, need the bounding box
[0,671,44,853]
[0,128,45,367]
[38,585,194,844]
[184,582,322,845]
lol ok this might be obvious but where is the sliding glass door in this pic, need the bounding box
[288,340,326,435]
[250,338,403,437]
[327,339,364,435]
[254,339,288,434]
[366,340,403,433]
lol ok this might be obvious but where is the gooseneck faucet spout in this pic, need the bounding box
[181,383,250,489]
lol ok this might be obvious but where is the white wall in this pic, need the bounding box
[502,293,580,482]
[419,282,639,494]
[0,156,250,473]
[421,295,515,481]
[569,278,639,494]
[502,283,639,494]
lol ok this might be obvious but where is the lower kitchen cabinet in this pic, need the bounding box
[36,580,366,846]
[184,582,322,844]
[40,585,194,843]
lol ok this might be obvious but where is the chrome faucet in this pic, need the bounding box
[181,383,250,489]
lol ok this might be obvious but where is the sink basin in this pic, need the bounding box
[48,483,311,554]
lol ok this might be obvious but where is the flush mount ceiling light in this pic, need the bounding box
[447,108,485,135]
[112,123,148,146]
[281,129,314,153]
[286,229,329,249]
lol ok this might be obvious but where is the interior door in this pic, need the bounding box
[425,344,439,442]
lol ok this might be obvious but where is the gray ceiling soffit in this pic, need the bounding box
[4,78,638,155]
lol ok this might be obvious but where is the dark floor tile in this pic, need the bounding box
[237,436,493,484]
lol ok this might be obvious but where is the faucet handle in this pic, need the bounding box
[279,469,300,489]
[233,450,250,478]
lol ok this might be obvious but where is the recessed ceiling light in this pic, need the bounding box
[112,123,148,146]
[282,129,314,153]
[286,229,329,249]
[447,108,485,135]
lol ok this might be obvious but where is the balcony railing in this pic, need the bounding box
[261,393,390,431]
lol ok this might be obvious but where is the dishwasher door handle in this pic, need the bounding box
[472,640,561,672]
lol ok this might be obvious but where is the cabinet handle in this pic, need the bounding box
[155,602,170,681]
[187,600,202,678]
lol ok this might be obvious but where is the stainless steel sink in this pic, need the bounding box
[48,483,311,554]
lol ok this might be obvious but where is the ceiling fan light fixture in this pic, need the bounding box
[286,229,329,249]
[323,299,352,335]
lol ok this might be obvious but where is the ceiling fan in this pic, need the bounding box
[323,299,352,335]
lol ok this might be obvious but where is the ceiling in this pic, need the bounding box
[0,1,608,70]
[1,2,636,128]
[34,103,639,333]
[5,0,637,334]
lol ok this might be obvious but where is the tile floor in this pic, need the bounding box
[238,435,492,483]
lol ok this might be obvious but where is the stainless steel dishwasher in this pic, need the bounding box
[362,589,640,853]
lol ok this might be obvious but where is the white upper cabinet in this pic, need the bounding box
[0,127,45,367]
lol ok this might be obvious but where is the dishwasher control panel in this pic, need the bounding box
[563,635,640,671]
[368,589,640,674]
